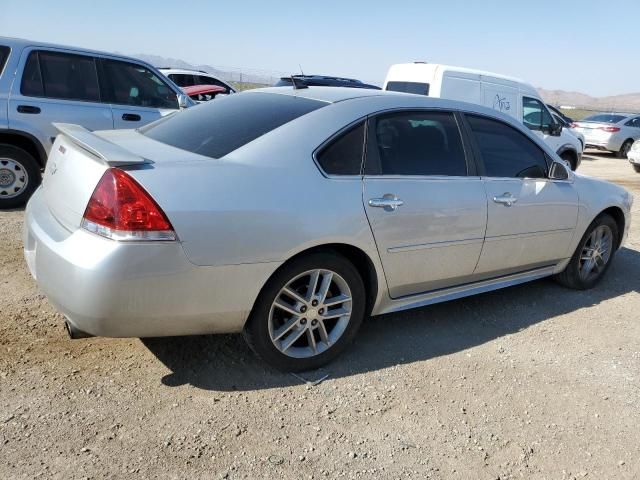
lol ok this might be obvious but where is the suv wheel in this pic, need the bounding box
[617,139,633,159]
[560,151,576,170]
[244,252,366,371]
[554,214,618,290]
[0,145,41,209]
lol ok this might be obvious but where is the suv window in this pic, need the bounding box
[169,73,196,87]
[385,81,430,96]
[466,114,548,178]
[21,51,100,102]
[196,75,231,93]
[141,92,326,159]
[523,97,554,131]
[100,60,177,109]
[368,111,467,176]
[316,122,365,175]
[0,46,9,77]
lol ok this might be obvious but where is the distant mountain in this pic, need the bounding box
[132,53,282,86]
[538,88,640,113]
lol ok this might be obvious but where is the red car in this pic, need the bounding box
[183,84,227,102]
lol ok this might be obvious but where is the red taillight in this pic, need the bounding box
[82,168,176,241]
[600,126,621,132]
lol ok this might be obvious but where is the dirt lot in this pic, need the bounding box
[1,152,639,480]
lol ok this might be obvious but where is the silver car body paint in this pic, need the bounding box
[24,87,633,338]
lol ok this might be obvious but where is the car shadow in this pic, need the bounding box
[143,246,640,392]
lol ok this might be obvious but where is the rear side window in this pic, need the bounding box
[196,75,231,93]
[141,92,326,158]
[21,51,100,102]
[316,122,365,175]
[0,46,9,77]
[169,73,196,87]
[466,115,548,179]
[367,111,467,176]
[386,81,430,96]
[583,114,626,124]
[100,59,177,109]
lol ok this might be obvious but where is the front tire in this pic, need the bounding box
[554,214,618,290]
[617,139,633,159]
[244,252,366,371]
[0,145,41,209]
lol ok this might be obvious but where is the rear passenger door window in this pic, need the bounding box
[99,59,178,109]
[169,73,196,87]
[624,117,640,128]
[316,122,365,175]
[367,111,468,176]
[466,114,548,178]
[21,51,100,102]
[0,46,10,77]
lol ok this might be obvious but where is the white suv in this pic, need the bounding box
[159,68,236,96]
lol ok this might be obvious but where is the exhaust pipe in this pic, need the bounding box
[64,320,94,339]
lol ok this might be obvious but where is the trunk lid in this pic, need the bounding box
[42,124,149,231]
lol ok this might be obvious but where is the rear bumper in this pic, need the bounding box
[23,188,280,338]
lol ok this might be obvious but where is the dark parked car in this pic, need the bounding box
[275,75,380,90]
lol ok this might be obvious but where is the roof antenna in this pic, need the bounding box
[299,64,305,76]
[291,75,308,90]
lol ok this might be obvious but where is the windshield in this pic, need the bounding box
[582,114,627,124]
[141,92,326,158]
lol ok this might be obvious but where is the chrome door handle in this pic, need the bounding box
[368,195,404,211]
[493,192,518,207]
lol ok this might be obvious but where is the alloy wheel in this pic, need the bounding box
[579,225,613,282]
[268,269,352,358]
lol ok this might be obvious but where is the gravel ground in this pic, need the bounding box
[1,152,639,480]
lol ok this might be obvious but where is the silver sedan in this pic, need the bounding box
[573,112,640,158]
[24,87,633,371]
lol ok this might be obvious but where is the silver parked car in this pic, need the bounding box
[0,37,194,208]
[24,87,633,371]
[572,113,640,158]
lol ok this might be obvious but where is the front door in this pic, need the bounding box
[522,96,561,152]
[362,110,487,298]
[464,114,579,276]
[98,58,179,129]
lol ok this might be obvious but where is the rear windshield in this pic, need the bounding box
[582,114,626,124]
[0,46,9,77]
[141,92,326,158]
[386,81,429,96]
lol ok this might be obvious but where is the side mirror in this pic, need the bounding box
[549,161,569,180]
[547,122,563,137]
[177,94,190,109]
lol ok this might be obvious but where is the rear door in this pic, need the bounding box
[463,114,578,276]
[362,109,487,298]
[8,49,113,153]
[98,58,179,129]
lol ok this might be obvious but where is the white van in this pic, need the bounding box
[384,63,582,170]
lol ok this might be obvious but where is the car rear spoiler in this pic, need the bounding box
[53,123,151,167]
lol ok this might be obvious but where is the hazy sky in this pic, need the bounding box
[1,0,637,97]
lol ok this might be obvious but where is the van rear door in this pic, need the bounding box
[0,45,12,129]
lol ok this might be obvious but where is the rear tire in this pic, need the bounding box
[0,144,41,209]
[617,139,633,159]
[554,214,618,290]
[243,252,366,372]
[633,164,640,173]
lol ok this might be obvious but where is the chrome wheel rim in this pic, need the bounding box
[579,225,613,282]
[0,157,29,199]
[268,269,352,359]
